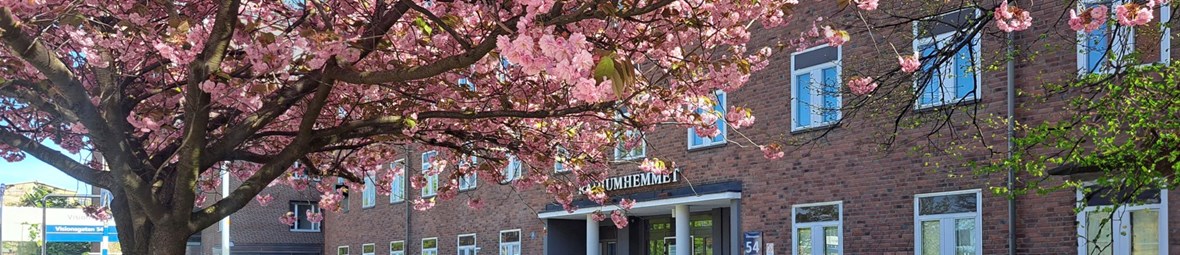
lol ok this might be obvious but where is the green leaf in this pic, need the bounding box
[414,17,434,36]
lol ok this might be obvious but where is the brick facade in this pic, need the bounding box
[196,179,325,255]
[321,2,1180,255]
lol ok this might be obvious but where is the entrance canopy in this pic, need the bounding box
[537,181,741,219]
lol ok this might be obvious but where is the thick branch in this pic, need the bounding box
[0,128,111,187]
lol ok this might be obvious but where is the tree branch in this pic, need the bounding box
[0,128,111,187]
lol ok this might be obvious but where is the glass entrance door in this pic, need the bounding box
[600,241,617,255]
[649,214,716,255]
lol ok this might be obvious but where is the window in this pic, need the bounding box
[1076,0,1134,74]
[290,201,321,232]
[502,154,524,183]
[792,201,843,255]
[554,147,570,173]
[422,237,439,255]
[422,151,439,197]
[1076,187,1168,255]
[390,160,406,203]
[790,45,841,130]
[499,230,522,255]
[458,234,478,255]
[459,77,476,91]
[362,243,375,255]
[337,246,349,255]
[913,190,981,255]
[336,177,351,212]
[688,90,728,148]
[613,130,646,160]
[912,9,982,109]
[390,241,406,255]
[362,172,376,208]
[458,155,478,191]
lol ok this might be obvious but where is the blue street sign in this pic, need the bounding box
[45,225,118,242]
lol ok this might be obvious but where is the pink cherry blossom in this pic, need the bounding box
[279,212,297,226]
[1147,0,1169,8]
[1115,3,1153,26]
[611,210,629,229]
[587,187,609,204]
[725,106,756,129]
[255,194,274,207]
[591,211,608,222]
[412,198,436,211]
[83,205,112,221]
[855,0,878,11]
[847,77,878,96]
[995,1,1033,32]
[619,199,636,210]
[638,158,672,175]
[305,210,324,223]
[899,54,921,73]
[760,144,785,160]
[821,26,850,47]
[1069,6,1109,32]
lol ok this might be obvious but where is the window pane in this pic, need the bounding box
[1085,24,1109,72]
[918,193,977,215]
[796,228,812,255]
[1131,209,1160,255]
[823,226,840,255]
[795,73,812,128]
[920,221,940,255]
[1086,212,1114,255]
[363,244,375,253]
[918,43,941,106]
[460,235,477,246]
[953,42,975,99]
[501,231,521,242]
[423,239,437,249]
[954,218,975,255]
[821,67,839,123]
[795,204,839,223]
[390,241,404,251]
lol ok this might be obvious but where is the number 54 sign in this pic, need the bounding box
[743,231,763,255]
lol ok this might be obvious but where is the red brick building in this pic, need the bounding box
[192,178,325,255]
[319,2,1179,255]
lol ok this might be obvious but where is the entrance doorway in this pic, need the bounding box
[647,214,715,255]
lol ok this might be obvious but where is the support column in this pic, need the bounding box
[730,199,741,255]
[587,214,600,255]
[674,205,690,255]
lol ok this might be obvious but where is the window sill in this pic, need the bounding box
[459,188,477,192]
[687,142,727,152]
[390,200,405,205]
[790,122,838,134]
[290,229,322,233]
[913,97,979,113]
[362,205,375,209]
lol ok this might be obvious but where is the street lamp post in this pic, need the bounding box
[40,194,101,255]
[1,183,7,254]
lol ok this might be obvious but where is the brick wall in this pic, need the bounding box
[321,2,1180,255]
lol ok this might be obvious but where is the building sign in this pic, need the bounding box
[45,225,119,242]
[743,231,763,255]
[584,169,680,192]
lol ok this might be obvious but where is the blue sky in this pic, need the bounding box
[0,142,91,193]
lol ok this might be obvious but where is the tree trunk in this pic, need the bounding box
[110,190,194,255]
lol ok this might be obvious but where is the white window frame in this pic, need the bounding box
[502,154,524,183]
[458,155,478,191]
[1075,0,1135,75]
[499,229,522,255]
[337,246,349,255]
[458,233,478,255]
[390,159,406,203]
[291,201,321,232]
[362,172,376,208]
[361,243,375,255]
[790,45,842,131]
[422,151,439,198]
[1075,187,1169,255]
[911,10,983,109]
[613,130,646,161]
[913,189,982,255]
[390,240,406,255]
[687,90,728,149]
[422,237,440,255]
[554,147,570,173]
[791,201,843,255]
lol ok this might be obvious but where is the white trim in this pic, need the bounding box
[912,189,983,255]
[361,243,376,255]
[421,151,439,198]
[911,9,984,110]
[537,191,742,218]
[390,159,407,203]
[687,90,729,149]
[337,246,349,255]
[422,237,440,255]
[791,201,844,255]
[457,233,478,255]
[1075,186,1169,255]
[789,45,842,131]
[390,240,406,255]
[499,229,523,255]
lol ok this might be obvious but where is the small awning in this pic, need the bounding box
[537,181,741,220]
